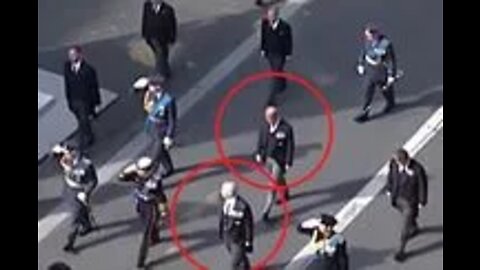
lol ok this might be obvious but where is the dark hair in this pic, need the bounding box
[48,262,72,270]
[364,23,381,38]
[396,148,410,160]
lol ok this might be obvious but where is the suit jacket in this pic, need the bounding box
[141,1,177,45]
[387,158,428,206]
[257,118,295,167]
[261,18,293,57]
[64,61,101,113]
[219,196,254,245]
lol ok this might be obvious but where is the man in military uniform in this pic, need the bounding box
[119,157,166,268]
[255,106,295,222]
[355,25,397,123]
[144,76,177,179]
[52,144,99,253]
[387,148,428,262]
[219,181,254,270]
[297,214,349,270]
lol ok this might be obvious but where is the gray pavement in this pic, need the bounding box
[38,0,443,269]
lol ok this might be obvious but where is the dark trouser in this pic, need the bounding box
[225,238,250,270]
[266,55,287,105]
[262,157,288,218]
[146,39,171,79]
[66,203,93,248]
[151,136,174,176]
[70,101,94,151]
[395,197,419,254]
[137,201,160,267]
[360,65,395,115]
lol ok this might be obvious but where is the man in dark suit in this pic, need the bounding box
[386,148,428,262]
[142,0,177,79]
[64,46,101,151]
[143,76,177,178]
[260,6,292,105]
[219,181,254,270]
[255,106,295,222]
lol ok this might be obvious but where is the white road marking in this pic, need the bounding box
[285,106,443,269]
[38,0,315,244]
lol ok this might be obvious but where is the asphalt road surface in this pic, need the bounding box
[38,0,443,269]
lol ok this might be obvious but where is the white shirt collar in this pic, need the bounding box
[269,118,281,133]
[223,196,237,214]
[271,19,280,30]
[397,160,414,175]
[153,2,163,13]
[72,61,82,72]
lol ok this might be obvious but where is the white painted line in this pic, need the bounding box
[38,0,315,244]
[285,106,443,269]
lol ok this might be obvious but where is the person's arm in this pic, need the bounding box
[218,206,224,240]
[285,124,295,168]
[256,124,266,162]
[296,218,319,236]
[166,98,177,139]
[143,90,155,113]
[284,23,293,57]
[89,66,101,107]
[244,202,254,250]
[385,40,397,77]
[260,20,267,54]
[169,6,177,44]
[63,63,73,110]
[84,161,99,195]
[417,161,428,206]
[357,41,366,68]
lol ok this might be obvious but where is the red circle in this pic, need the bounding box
[214,71,336,190]
[168,157,292,270]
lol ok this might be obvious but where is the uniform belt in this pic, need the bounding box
[365,55,381,66]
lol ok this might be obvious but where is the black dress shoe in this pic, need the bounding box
[354,112,369,123]
[63,244,77,254]
[382,104,396,114]
[394,251,407,262]
[262,214,270,223]
[79,227,94,237]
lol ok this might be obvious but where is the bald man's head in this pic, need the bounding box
[265,106,279,125]
[267,6,279,23]
[220,181,237,200]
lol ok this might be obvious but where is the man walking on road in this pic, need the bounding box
[355,25,398,123]
[64,46,101,151]
[387,148,428,262]
[255,106,295,222]
[219,181,254,270]
[52,144,99,254]
[144,76,177,178]
[260,6,293,105]
[142,0,177,80]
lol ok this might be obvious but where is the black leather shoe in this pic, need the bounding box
[63,244,77,254]
[354,112,369,123]
[394,251,407,262]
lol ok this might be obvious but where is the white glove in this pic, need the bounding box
[77,192,87,204]
[357,65,365,76]
[285,165,290,171]
[387,76,395,85]
[286,55,292,61]
[255,154,262,163]
[261,51,266,58]
[163,137,174,149]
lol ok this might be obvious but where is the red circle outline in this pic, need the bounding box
[168,157,292,270]
[214,71,336,190]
